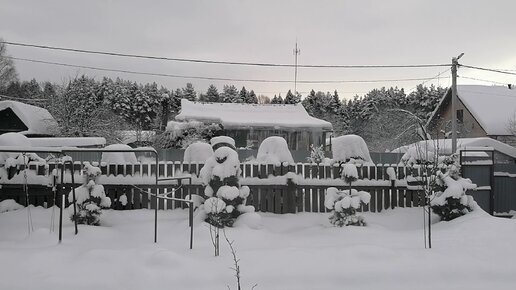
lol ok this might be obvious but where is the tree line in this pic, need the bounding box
[1,41,447,151]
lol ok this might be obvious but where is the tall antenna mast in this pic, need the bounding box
[293,40,301,94]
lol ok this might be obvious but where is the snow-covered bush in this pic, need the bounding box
[325,187,371,226]
[307,144,325,164]
[341,163,358,184]
[183,141,214,163]
[402,144,477,221]
[332,135,372,164]
[198,143,254,228]
[256,136,294,164]
[101,144,137,164]
[154,120,223,149]
[68,162,111,226]
[430,171,476,221]
[0,199,24,213]
[200,139,254,228]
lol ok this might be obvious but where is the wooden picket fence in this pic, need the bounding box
[0,161,428,214]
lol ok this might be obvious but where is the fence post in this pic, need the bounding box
[285,178,296,213]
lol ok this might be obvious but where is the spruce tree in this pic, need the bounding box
[205,84,220,102]
[246,90,258,104]
[182,83,197,101]
[284,89,301,104]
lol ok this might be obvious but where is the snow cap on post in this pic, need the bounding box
[210,136,236,150]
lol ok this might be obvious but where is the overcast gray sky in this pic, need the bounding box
[1,0,515,100]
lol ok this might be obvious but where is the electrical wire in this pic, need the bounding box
[1,40,451,69]
[7,56,449,84]
[458,76,509,85]
[0,94,47,102]
[460,64,516,76]
[408,68,451,91]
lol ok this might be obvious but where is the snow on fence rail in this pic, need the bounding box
[0,161,428,214]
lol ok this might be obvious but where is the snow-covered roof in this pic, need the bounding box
[429,85,516,135]
[0,100,58,136]
[175,99,333,131]
[391,137,516,159]
[28,137,106,147]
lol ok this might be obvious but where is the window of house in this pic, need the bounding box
[457,109,464,123]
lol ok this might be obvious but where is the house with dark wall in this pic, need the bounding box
[427,85,516,147]
[0,100,58,137]
[175,99,333,150]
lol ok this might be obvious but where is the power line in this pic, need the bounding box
[458,76,509,85]
[460,64,516,76]
[1,40,450,69]
[7,56,449,84]
[0,94,47,102]
[408,68,450,91]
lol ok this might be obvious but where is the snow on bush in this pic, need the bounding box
[198,144,255,228]
[325,187,371,226]
[155,121,224,149]
[210,136,236,150]
[256,136,294,164]
[307,144,325,164]
[332,135,372,164]
[341,163,358,184]
[386,167,397,181]
[68,162,111,226]
[0,199,24,213]
[430,171,476,221]
[101,144,137,164]
[183,141,213,163]
[399,143,446,166]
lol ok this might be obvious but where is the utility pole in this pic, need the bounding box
[293,41,301,94]
[451,53,464,153]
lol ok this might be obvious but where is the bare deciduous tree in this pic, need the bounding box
[0,40,18,90]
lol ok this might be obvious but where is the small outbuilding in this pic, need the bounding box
[0,100,58,137]
[175,99,333,150]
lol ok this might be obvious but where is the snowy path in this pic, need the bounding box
[0,206,515,290]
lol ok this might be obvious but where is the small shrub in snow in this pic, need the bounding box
[199,144,254,228]
[68,162,111,226]
[430,171,476,221]
[307,144,325,164]
[325,187,371,227]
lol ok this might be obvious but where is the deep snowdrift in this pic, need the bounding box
[0,204,515,290]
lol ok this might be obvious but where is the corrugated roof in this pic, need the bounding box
[175,99,333,130]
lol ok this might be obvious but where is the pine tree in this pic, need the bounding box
[19,79,42,99]
[182,83,197,101]
[222,85,239,103]
[284,89,301,104]
[205,84,220,102]
[277,94,284,104]
[238,86,248,103]
[246,90,258,104]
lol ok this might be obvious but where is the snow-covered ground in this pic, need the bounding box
[1,204,515,290]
